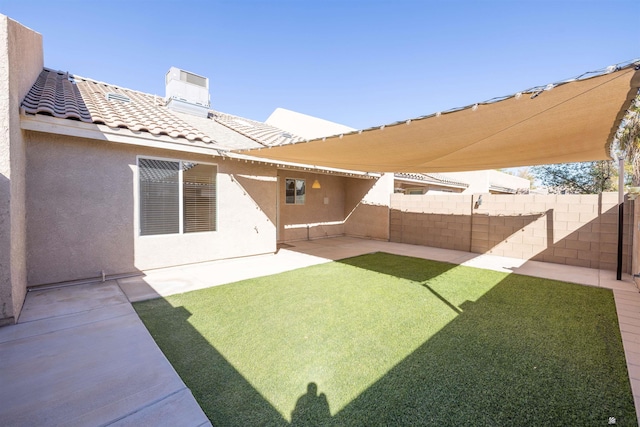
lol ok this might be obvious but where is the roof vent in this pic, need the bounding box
[106,92,131,103]
[165,67,210,117]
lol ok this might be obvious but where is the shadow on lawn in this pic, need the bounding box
[338,251,457,282]
[134,254,637,426]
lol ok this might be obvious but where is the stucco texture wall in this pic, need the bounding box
[277,171,346,241]
[0,16,43,323]
[25,132,277,286]
[277,171,391,242]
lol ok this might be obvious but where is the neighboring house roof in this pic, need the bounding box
[265,107,355,140]
[214,111,304,147]
[488,184,519,194]
[394,172,469,189]
[20,68,304,151]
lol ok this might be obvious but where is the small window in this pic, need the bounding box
[285,178,305,205]
[139,157,216,236]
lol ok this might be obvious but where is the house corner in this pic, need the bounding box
[0,14,43,325]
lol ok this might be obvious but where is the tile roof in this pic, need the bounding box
[20,68,304,150]
[214,112,304,146]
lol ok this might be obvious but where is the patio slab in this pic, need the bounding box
[118,250,331,302]
[0,281,210,427]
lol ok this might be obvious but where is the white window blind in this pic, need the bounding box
[183,162,216,233]
[139,159,180,236]
[139,158,217,236]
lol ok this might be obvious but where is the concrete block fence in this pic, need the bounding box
[390,193,634,273]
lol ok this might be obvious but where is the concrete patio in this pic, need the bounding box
[1,236,640,425]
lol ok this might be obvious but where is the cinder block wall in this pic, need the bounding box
[390,193,633,273]
[390,194,473,251]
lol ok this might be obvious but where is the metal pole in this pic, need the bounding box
[617,156,625,280]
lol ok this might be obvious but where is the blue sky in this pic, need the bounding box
[1,0,638,130]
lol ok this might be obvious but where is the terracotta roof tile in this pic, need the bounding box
[22,70,91,121]
[22,68,302,149]
[21,68,312,152]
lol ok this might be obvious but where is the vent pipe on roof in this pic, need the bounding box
[165,67,210,118]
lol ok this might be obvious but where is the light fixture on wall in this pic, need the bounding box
[312,179,321,189]
[474,194,482,209]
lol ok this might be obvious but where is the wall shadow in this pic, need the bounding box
[232,170,277,225]
[278,172,388,242]
[134,252,636,426]
[390,211,544,253]
[531,202,634,272]
[390,196,634,273]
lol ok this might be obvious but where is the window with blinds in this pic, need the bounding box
[138,158,216,236]
[183,162,216,233]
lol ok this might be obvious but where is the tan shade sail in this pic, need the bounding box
[238,64,640,173]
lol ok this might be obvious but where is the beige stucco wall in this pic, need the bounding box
[25,132,277,286]
[0,16,43,324]
[277,171,392,242]
[277,170,347,241]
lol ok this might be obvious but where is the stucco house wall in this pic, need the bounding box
[26,131,277,286]
[277,170,347,241]
[277,171,392,242]
[0,16,43,324]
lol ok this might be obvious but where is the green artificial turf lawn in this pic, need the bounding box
[134,252,637,426]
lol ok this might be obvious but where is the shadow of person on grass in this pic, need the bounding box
[291,382,331,426]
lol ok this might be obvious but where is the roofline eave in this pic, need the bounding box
[20,112,380,179]
[20,112,231,156]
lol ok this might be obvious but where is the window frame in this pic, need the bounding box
[285,177,306,205]
[136,155,218,237]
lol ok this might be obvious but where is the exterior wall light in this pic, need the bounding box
[474,194,483,209]
[312,179,321,189]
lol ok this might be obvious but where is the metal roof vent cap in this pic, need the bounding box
[165,67,210,117]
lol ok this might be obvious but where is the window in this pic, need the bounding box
[139,157,216,236]
[285,178,305,205]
